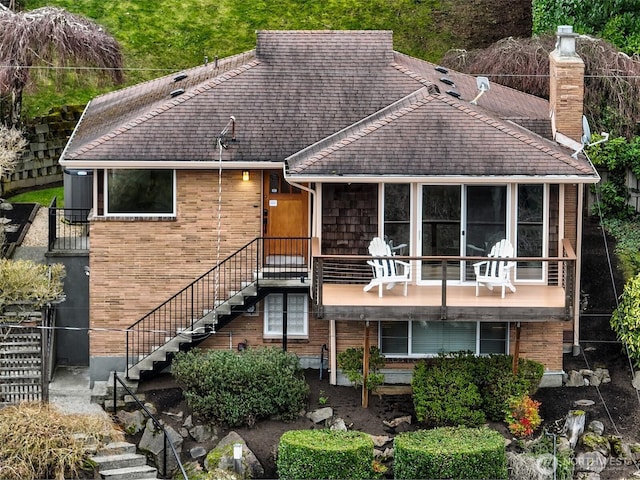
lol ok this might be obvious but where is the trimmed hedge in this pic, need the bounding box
[171,347,309,427]
[394,427,508,480]
[277,430,375,480]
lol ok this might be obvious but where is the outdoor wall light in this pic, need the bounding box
[242,170,250,182]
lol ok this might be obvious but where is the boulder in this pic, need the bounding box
[328,417,347,431]
[306,407,333,424]
[117,409,146,435]
[190,446,207,459]
[205,431,264,479]
[189,424,218,443]
[575,451,607,473]
[587,420,605,436]
[566,370,586,387]
[581,432,611,457]
[139,419,183,477]
[370,435,392,448]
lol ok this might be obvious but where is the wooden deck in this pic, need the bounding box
[319,283,570,322]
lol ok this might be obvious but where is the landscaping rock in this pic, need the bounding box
[139,418,183,477]
[183,415,193,429]
[581,432,611,457]
[370,435,392,448]
[328,417,347,431]
[383,415,411,428]
[566,410,586,448]
[575,451,607,473]
[205,431,263,479]
[189,424,217,443]
[587,420,604,436]
[190,446,207,459]
[117,409,146,435]
[566,370,586,387]
[306,407,333,424]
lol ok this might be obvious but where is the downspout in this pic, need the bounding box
[573,183,584,356]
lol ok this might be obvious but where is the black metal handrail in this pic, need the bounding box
[112,372,188,480]
[48,197,90,251]
[126,237,310,377]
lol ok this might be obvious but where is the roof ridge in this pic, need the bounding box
[287,87,435,173]
[392,60,440,93]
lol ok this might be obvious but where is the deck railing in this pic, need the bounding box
[47,197,90,251]
[312,238,577,316]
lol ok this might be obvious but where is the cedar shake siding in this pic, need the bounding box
[322,184,378,255]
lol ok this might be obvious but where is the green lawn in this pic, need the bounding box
[22,0,453,118]
[6,186,64,207]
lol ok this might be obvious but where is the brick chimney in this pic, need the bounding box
[549,25,584,144]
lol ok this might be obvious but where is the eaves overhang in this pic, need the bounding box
[58,160,283,170]
[284,173,601,184]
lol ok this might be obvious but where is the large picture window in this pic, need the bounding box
[264,293,308,337]
[106,169,175,215]
[380,321,508,357]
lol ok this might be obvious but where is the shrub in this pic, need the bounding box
[394,427,508,479]
[172,347,309,427]
[412,358,485,427]
[473,355,544,421]
[0,402,122,480]
[505,394,542,438]
[277,430,374,480]
[337,346,385,391]
[0,259,65,314]
[611,273,640,367]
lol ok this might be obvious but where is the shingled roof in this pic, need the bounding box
[60,30,598,181]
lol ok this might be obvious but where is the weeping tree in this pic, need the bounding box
[441,33,640,139]
[0,125,26,245]
[0,5,124,127]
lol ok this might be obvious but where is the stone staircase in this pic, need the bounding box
[0,329,43,406]
[91,371,142,410]
[91,441,158,480]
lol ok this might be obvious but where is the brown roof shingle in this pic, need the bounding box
[61,30,597,181]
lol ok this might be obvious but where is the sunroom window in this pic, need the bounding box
[380,321,508,356]
[264,293,308,337]
[105,169,175,215]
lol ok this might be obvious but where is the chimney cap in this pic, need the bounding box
[555,25,578,57]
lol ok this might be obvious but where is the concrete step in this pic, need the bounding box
[103,393,146,411]
[96,441,137,457]
[90,452,148,471]
[99,464,158,480]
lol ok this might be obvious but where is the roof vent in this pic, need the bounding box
[435,66,448,74]
[173,73,188,82]
[440,77,455,86]
[170,88,185,98]
[446,90,461,99]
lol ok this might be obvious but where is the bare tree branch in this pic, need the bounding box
[441,34,640,138]
[0,7,124,127]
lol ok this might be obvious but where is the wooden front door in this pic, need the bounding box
[263,170,308,259]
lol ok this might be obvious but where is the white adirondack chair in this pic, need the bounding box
[473,238,516,298]
[363,237,410,297]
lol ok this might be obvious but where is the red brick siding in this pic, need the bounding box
[510,322,564,371]
[89,170,261,357]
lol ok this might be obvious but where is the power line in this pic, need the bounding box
[0,64,639,79]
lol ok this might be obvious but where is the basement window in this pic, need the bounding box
[263,293,308,337]
[379,321,508,357]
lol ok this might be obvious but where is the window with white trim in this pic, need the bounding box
[264,293,308,337]
[380,321,508,356]
[105,169,175,216]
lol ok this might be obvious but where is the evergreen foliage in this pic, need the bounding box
[394,427,508,480]
[277,430,375,480]
[172,347,309,427]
